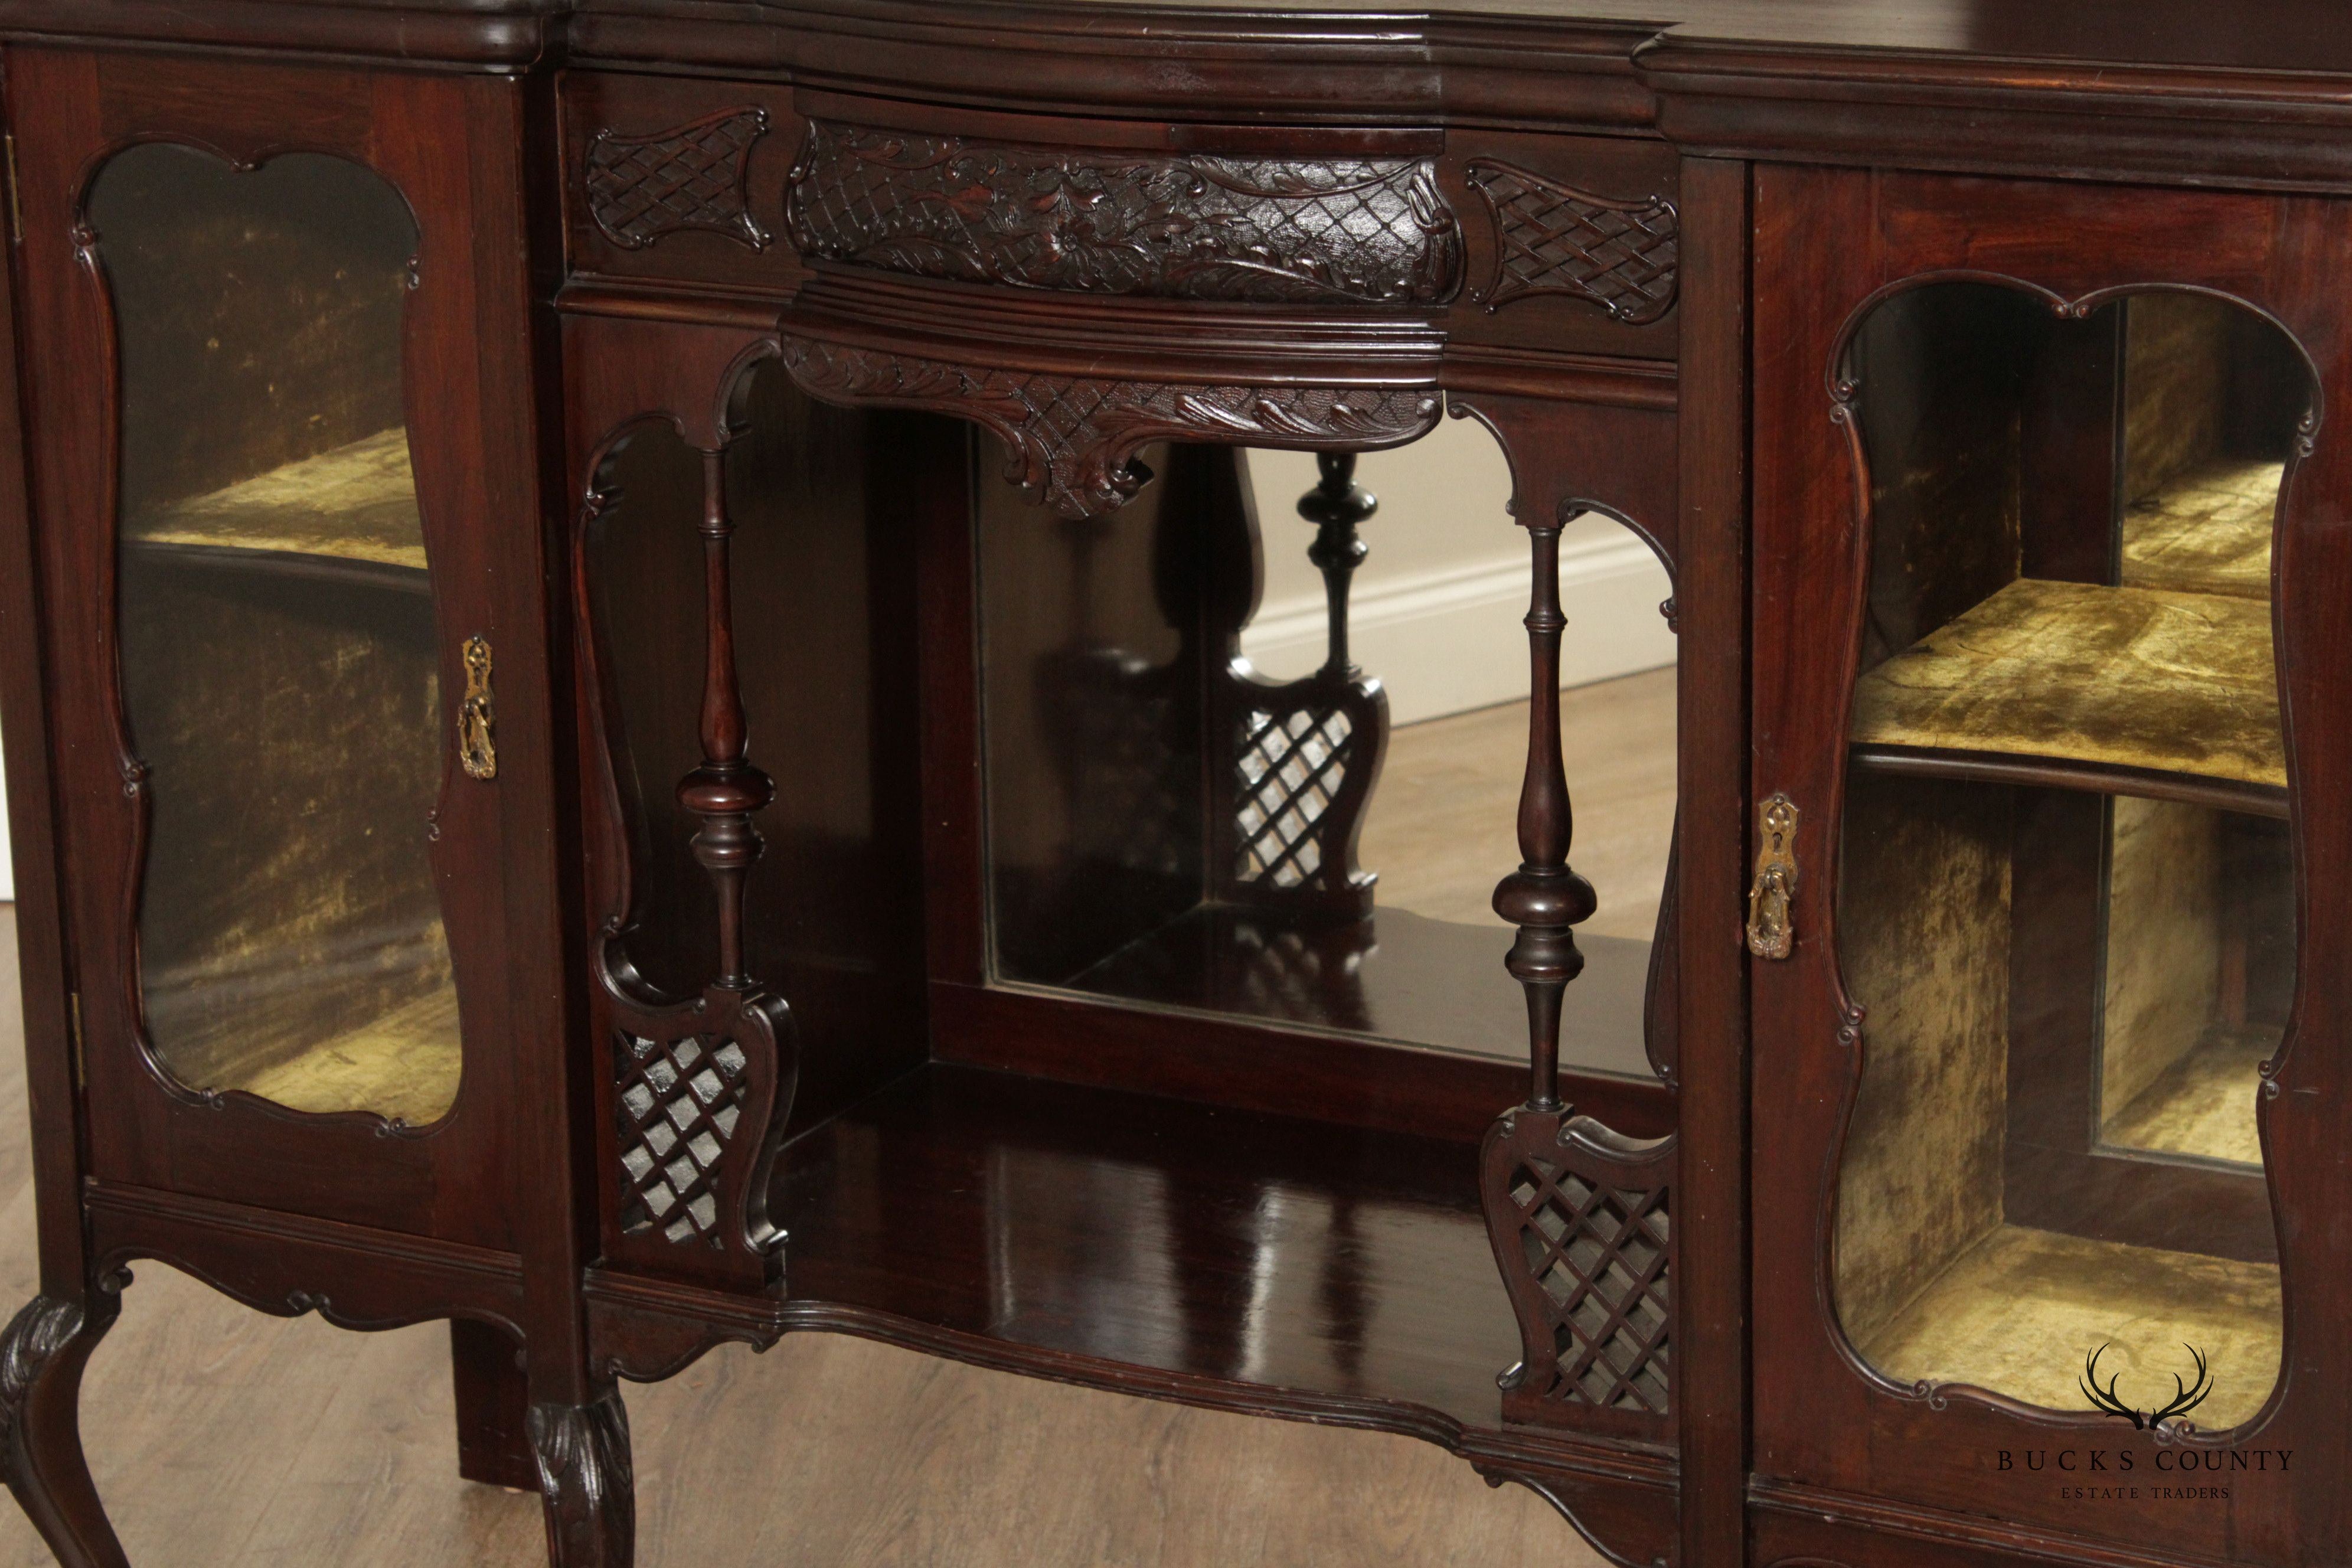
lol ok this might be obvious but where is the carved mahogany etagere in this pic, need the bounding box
[0,2,2348,1566]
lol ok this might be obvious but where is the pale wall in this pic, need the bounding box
[1240,413,1678,725]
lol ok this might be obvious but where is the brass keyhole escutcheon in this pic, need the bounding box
[1746,792,1799,960]
[459,635,496,782]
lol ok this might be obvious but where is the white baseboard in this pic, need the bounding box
[1237,531,1677,726]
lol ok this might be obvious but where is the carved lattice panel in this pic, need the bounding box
[1234,705,1358,890]
[1465,161,1679,323]
[1482,1108,1677,1437]
[614,1028,750,1247]
[586,107,772,251]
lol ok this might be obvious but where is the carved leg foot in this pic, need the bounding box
[528,1390,633,1568]
[0,1287,128,1568]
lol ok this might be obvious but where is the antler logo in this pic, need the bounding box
[2079,1342,2214,1431]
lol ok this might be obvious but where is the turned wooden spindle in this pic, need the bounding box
[1492,521,1597,1112]
[675,446,776,992]
[1299,452,1376,678]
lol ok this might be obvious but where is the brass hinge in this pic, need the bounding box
[1745,793,1800,961]
[2,134,21,247]
[67,990,84,1090]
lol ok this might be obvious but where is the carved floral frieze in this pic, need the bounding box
[785,121,1462,307]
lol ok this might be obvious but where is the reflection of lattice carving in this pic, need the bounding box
[1044,649,1196,882]
[1234,706,1358,890]
[785,121,1461,305]
[1482,1108,1676,1437]
[615,1028,751,1247]
[586,107,772,251]
[1465,161,1678,323]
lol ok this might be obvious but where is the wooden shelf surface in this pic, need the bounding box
[772,1063,1522,1431]
[1851,577,2281,795]
[125,427,428,572]
[1060,904,1657,1082]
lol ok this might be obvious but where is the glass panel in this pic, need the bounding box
[976,414,1678,1081]
[1832,286,2305,1429]
[92,144,458,1124]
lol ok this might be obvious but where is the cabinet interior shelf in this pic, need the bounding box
[123,426,429,590]
[1855,1224,2279,1431]
[1850,577,2282,805]
[772,1062,1521,1430]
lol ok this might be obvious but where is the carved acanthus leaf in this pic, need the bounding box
[0,1298,82,1453]
[786,122,1462,306]
[778,336,1443,518]
[528,1392,635,1562]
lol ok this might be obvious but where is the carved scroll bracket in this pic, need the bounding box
[776,334,1442,519]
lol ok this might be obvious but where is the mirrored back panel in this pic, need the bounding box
[975,415,1678,1083]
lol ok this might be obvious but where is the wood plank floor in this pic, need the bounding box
[0,674,1673,1565]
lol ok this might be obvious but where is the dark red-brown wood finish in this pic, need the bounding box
[0,2,2349,1566]
[1747,167,2352,1568]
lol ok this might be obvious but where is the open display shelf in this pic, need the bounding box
[770,1062,1524,1432]
[1059,906,1658,1082]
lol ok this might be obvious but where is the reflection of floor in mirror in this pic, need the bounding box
[1363,665,1678,943]
[0,923,1598,1567]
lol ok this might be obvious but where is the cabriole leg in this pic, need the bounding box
[0,1285,128,1568]
[528,1387,634,1568]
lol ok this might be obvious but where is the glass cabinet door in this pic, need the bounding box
[1828,286,2306,1429]
[90,144,460,1125]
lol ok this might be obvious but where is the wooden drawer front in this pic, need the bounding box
[782,118,1462,308]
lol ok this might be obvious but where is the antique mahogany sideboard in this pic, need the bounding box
[0,2,2347,1565]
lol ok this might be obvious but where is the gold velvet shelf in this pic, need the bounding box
[1857,1224,2279,1430]
[1850,577,2284,809]
[123,427,429,579]
[2102,1024,2273,1169]
[2119,458,2282,601]
[223,986,462,1125]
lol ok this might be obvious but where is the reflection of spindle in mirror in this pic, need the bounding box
[1216,451,1389,923]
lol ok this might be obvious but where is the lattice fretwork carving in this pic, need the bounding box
[1233,706,1357,890]
[1465,161,1678,323]
[613,1028,751,1246]
[778,335,1442,519]
[1212,453,1387,918]
[786,120,1462,306]
[586,107,773,252]
[1482,1108,1676,1436]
